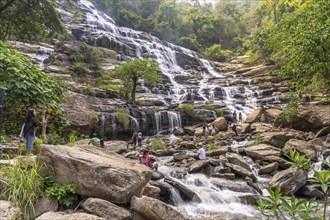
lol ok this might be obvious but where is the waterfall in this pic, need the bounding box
[140,111,147,132]
[127,114,139,131]
[154,112,162,135]
[167,111,182,132]
[110,113,117,138]
[308,153,330,178]
[99,113,105,139]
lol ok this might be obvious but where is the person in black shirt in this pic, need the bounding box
[23,109,40,155]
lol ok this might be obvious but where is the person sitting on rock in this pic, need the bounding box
[197,145,206,160]
[139,150,158,171]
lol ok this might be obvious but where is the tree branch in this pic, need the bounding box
[0,0,17,15]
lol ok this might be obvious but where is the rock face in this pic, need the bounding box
[283,139,317,160]
[274,105,330,131]
[269,168,307,195]
[131,196,187,220]
[0,200,21,220]
[36,211,105,220]
[81,198,131,220]
[40,145,152,204]
[245,107,282,124]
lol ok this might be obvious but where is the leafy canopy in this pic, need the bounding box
[0,42,65,132]
[112,58,160,104]
[0,0,65,41]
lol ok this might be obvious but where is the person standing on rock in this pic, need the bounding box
[233,110,237,123]
[137,130,143,146]
[232,124,238,136]
[211,124,216,136]
[238,112,243,123]
[204,124,209,137]
[23,109,40,156]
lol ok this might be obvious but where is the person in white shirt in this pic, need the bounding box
[197,146,206,160]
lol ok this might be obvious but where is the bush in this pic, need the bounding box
[43,176,78,207]
[287,150,311,171]
[0,156,45,219]
[72,62,88,77]
[68,134,78,146]
[216,108,224,117]
[150,137,166,150]
[180,104,195,117]
[47,132,66,145]
[69,43,101,64]
[253,133,263,145]
[203,44,233,62]
[115,108,130,129]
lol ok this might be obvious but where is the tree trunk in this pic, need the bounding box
[131,78,138,105]
[41,110,48,144]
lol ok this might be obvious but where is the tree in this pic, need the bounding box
[0,0,65,41]
[0,42,65,135]
[267,0,330,95]
[112,58,160,105]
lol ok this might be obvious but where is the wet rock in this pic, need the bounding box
[217,167,232,174]
[0,200,21,220]
[210,178,257,194]
[155,150,176,157]
[269,168,307,196]
[131,196,187,220]
[33,197,58,218]
[151,171,164,180]
[283,139,318,160]
[299,185,323,199]
[142,184,161,199]
[251,123,273,133]
[258,162,279,175]
[183,126,196,136]
[213,117,228,131]
[177,141,196,150]
[206,147,228,157]
[225,163,256,180]
[173,151,190,161]
[236,123,251,133]
[81,198,131,220]
[36,211,105,220]
[226,153,251,171]
[314,126,330,138]
[211,173,236,180]
[188,159,210,173]
[40,145,152,204]
[165,177,201,202]
[173,127,185,136]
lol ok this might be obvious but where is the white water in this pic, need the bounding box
[154,111,182,134]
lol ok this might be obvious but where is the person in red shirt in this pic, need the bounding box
[139,150,158,171]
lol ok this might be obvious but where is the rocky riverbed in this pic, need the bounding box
[1,104,329,220]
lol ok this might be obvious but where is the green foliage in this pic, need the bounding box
[287,150,311,171]
[253,132,263,145]
[310,170,330,219]
[47,131,66,145]
[68,134,78,146]
[204,44,233,62]
[43,176,78,207]
[207,142,219,150]
[216,108,224,117]
[69,43,101,64]
[0,0,65,41]
[279,92,299,128]
[180,104,195,117]
[112,58,160,105]
[0,156,45,220]
[72,62,88,77]
[149,137,166,150]
[81,86,96,96]
[115,108,130,129]
[177,37,202,52]
[0,42,66,134]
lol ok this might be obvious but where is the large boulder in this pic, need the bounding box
[210,178,257,194]
[40,145,152,204]
[274,105,330,131]
[258,162,279,175]
[246,107,282,124]
[142,184,161,199]
[261,131,303,147]
[36,211,105,220]
[226,153,251,171]
[225,163,255,180]
[269,168,307,195]
[213,117,228,131]
[81,198,131,220]
[33,197,58,219]
[283,139,318,160]
[244,144,281,159]
[206,147,228,157]
[131,196,187,220]
[0,200,21,220]
[104,141,128,154]
[188,159,210,173]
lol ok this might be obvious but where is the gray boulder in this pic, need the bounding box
[33,197,58,219]
[269,168,307,196]
[0,200,21,220]
[142,184,161,199]
[131,196,187,220]
[283,139,318,160]
[258,162,279,175]
[40,145,152,204]
[188,159,209,173]
[81,198,131,220]
[36,211,105,220]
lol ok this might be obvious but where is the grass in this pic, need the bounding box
[207,142,219,150]
[180,103,195,117]
[0,156,45,220]
[150,137,166,150]
[115,108,130,129]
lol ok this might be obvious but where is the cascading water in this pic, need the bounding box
[110,113,117,138]
[153,111,182,134]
